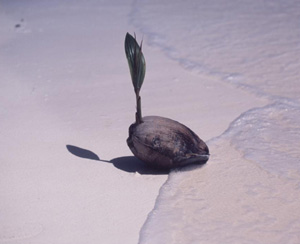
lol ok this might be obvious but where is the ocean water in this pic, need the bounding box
[131,0,300,243]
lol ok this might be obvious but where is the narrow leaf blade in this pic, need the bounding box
[125,33,146,91]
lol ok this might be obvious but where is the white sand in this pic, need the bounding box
[0,1,168,243]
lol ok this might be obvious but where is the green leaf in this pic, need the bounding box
[125,33,146,92]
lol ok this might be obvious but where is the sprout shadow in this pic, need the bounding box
[66,145,100,161]
[66,145,169,175]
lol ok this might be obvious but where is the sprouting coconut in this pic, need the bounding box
[125,32,209,169]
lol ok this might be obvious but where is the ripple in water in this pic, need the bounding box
[223,101,300,182]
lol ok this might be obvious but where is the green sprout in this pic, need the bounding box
[125,33,146,124]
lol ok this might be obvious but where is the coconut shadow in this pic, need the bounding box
[66,145,169,175]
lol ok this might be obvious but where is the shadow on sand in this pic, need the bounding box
[66,145,169,175]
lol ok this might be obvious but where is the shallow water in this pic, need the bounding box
[132,0,300,243]
[223,101,300,182]
[131,0,300,102]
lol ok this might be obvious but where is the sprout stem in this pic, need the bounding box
[135,91,143,124]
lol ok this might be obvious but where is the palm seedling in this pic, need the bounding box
[125,32,209,169]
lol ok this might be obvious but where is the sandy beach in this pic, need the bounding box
[1,0,300,243]
[0,1,168,243]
